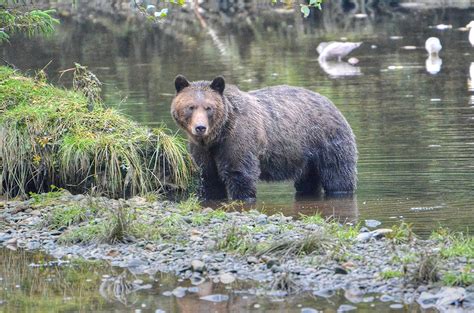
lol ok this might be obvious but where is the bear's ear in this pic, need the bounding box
[210,76,225,94]
[175,75,190,93]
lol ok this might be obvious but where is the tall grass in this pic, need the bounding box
[0,66,194,198]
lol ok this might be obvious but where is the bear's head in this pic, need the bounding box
[171,75,228,145]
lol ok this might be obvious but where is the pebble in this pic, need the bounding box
[190,274,205,285]
[379,294,394,302]
[389,303,404,309]
[200,294,229,302]
[191,260,205,272]
[334,266,348,275]
[337,304,357,312]
[314,289,336,298]
[171,287,187,298]
[219,273,236,284]
[365,220,381,228]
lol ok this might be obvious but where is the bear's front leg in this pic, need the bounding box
[216,153,260,202]
[190,145,227,200]
[200,168,228,200]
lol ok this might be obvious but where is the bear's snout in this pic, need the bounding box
[194,125,207,135]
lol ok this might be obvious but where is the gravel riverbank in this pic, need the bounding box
[0,191,472,311]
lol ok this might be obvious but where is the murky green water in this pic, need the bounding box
[6,3,468,234]
[2,2,472,312]
[0,249,429,313]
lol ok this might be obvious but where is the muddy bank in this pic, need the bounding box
[0,191,473,311]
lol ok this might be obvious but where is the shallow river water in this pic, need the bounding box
[1,2,473,312]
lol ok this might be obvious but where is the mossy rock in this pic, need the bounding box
[0,66,194,197]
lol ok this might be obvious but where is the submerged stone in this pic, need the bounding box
[337,304,357,312]
[200,294,229,302]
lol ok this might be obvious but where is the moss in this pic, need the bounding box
[0,66,194,198]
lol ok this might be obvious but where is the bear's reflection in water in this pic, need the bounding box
[203,193,358,223]
[292,193,358,222]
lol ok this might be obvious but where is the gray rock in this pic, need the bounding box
[301,308,320,313]
[380,294,394,302]
[190,274,205,285]
[247,256,259,264]
[255,214,268,224]
[371,228,393,239]
[365,219,381,228]
[200,294,229,302]
[356,232,372,242]
[335,266,348,275]
[26,241,40,250]
[337,304,357,312]
[266,225,279,233]
[314,289,336,298]
[191,259,205,272]
[389,303,404,309]
[171,286,187,298]
[219,273,236,284]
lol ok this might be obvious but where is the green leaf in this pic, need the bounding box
[309,0,317,5]
[301,5,310,18]
[0,30,10,43]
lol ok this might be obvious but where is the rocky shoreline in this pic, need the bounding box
[0,191,473,311]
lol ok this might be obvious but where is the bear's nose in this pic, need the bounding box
[195,125,207,134]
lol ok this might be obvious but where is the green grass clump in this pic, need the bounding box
[60,222,105,244]
[216,225,256,255]
[258,231,331,258]
[0,66,194,198]
[46,205,90,229]
[177,196,201,213]
[380,270,404,279]
[300,213,325,225]
[29,185,64,206]
[387,222,415,243]
[440,236,474,259]
[442,266,473,286]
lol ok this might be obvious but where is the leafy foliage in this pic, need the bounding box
[0,5,59,43]
[272,0,325,18]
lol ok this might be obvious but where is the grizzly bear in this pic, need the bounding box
[171,75,357,201]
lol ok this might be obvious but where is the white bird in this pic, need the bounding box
[466,21,474,46]
[468,62,474,91]
[318,60,362,78]
[317,42,362,62]
[425,56,442,75]
[425,37,442,56]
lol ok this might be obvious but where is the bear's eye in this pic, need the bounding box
[188,106,195,111]
[205,107,212,112]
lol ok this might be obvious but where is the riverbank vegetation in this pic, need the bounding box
[0,66,194,198]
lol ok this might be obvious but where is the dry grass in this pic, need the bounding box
[0,66,194,198]
[257,230,332,259]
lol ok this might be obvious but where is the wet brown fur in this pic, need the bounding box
[171,76,357,201]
